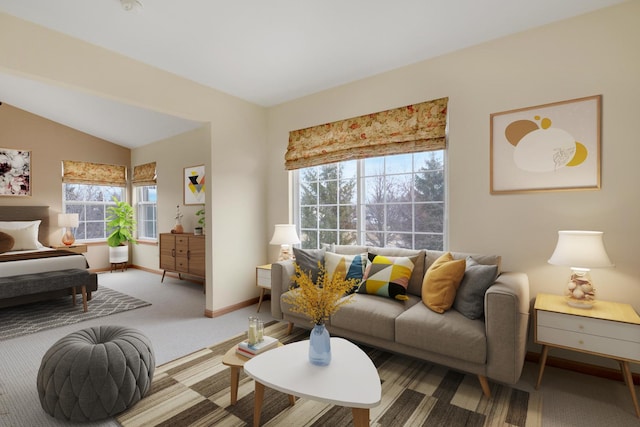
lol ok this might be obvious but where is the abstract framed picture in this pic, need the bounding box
[0,148,31,196]
[184,165,205,205]
[490,95,601,194]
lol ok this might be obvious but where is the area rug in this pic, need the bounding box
[0,287,151,341]
[117,321,542,427]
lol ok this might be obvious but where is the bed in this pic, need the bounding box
[0,206,97,308]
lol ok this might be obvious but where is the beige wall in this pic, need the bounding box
[267,2,640,366]
[0,13,269,315]
[0,104,130,269]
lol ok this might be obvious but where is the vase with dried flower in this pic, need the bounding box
[282,263,358,366]
[172,205,184,234]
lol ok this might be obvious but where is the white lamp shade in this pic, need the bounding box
[548,230,613,269]
[269,224,301,245]
[57,213,79,228]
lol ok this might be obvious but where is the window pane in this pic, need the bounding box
[319,206,337,229]
[295,150,446,250]
[63,184,124,242]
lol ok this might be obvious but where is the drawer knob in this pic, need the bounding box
[578,340,584,345]
[578,324,584,330]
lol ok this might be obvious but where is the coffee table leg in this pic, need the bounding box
[253,381,265,427]
[352,408,369,427]
[229,366,240,405]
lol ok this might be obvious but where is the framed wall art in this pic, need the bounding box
[183,165,205,205]
[0,148,31,196]
[490,95,602,194]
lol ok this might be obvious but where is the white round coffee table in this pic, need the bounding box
[244,337,381,427]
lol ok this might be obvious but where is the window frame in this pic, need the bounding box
[135,185,158,242]
[293,150,447,250]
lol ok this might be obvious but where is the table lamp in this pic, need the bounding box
[548,230,613,308]
[269,224,300,261]
[58,213,79,246]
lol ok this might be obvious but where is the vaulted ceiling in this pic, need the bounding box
[0,0,626,148]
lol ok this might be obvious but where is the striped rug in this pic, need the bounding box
[117,321,541,427]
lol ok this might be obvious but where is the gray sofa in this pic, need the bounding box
[270,246,530,397]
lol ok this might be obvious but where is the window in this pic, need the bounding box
[295,150,445,250]
[136,185,157,240]
[63,184,125,242]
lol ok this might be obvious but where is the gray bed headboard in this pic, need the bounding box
[0,206,50,246]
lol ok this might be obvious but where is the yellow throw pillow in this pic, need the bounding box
[422,252,466,313]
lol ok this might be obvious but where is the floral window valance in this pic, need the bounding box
[62,160,127,187]
[285,97,448,170]
[132,162,157,186]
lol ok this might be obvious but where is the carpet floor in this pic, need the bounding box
[0,287,151,341]
[117,321,542,427]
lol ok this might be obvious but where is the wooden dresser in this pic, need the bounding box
[159,233,205,282]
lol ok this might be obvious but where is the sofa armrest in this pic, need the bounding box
[484,271,530,384]
[270,260,296,320]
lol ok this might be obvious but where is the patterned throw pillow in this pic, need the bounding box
[357,253,418,301]
[324,251,367,293]
[421,252,466,313]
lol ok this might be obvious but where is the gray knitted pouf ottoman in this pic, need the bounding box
[37,325,155,422]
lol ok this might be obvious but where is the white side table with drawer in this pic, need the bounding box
[256,264,272,313]
[534,293,640,417]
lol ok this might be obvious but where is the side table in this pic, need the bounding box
[534,293,640,417]
[221,341,286,406]
[256,264,272,312]
[51,244,88,254]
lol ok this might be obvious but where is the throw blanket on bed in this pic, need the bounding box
[0,250,89,267]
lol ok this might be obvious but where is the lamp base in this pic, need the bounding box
[61,230,75,246]
[564,269,595,309]
[278,244,293,261]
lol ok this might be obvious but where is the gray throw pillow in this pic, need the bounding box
[293,247,325,284]
[453,256,498,320]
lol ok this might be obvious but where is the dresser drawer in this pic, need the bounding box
[537,325,640,361]
[257,268,271,288]
[537,310,640,343]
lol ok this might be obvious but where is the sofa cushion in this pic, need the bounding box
[0,231,15,253]
[357,253,418,301]
[324,251,367,293]
[426,250,501,273]
[395,302,487,364]
[421,252,466,313]
[453,256,499,320]
[293,247,325,284]
[330,293,421,341]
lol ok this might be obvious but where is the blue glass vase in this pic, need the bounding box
[309,323,331,366]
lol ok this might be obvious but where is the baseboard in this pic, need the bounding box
[205,297,260,318]
[526,351,640,385]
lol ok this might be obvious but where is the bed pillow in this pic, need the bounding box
[0,221,41,251]
[324,251,367,293]
[0,231,15,253]
[421,252,466,313]
[453,257,499,319]
[293,247,325,284]
[357,253,418,301]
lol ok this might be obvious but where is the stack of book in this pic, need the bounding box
[236,335,279,358]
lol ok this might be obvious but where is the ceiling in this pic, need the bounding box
[0,0,626,148]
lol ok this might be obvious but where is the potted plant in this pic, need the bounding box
[106,196,137,266]
[195,205,205,235]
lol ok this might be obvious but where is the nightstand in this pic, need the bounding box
[256,264,272,312]
[534,293,640,417]
[51,244,88,254]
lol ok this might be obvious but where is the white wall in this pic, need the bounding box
[267,2,640,366]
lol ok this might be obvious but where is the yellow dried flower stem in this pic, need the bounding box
[282,263,357,325]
